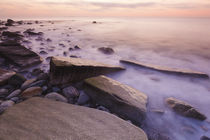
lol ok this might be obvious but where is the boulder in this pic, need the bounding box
[5,19,15,26]
[2,31,23,39]
[84,75,148,125]
[166,97,206,121]
[45,92,68,103]
[0,41,43,67]
[0,68,16,85]
[120,59,209,78]
[98,47,114,55]
[8,74,26,87]
[0,97,148,140]
[50,57,125,85]
[21,87,42,99]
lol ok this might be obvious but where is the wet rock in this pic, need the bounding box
[74,45,80,50]
[8,74,26,87]
[16,21,23,25]
[166,97,206,121]
[5,19,15,26]
[0,97,148,140]
[37,73,49,81]
[21,87,42,99]
[97,106,110,113]
[2,31,23,39]
[0,89,9,98]
[0,27,8,31]
[92,21,97,24]
[24,29,43,36]
[98,47,114,55]
[45,92,68,103]
[62,86,80,100]
[31,68,44,76]
[0,100,14,109]
[0,68,16,85]
[50,57,125,85]
[29,80,46,88]
[84,75,148,126]
[10,97,20,103]
[52,87,61,93]
[70,55,79,58]
[120,59,209,78]
[46,38,52,42]
[0,41,43,67]
[63,51,68,56]
[77,91,90,105]
[6,89,21,99]
[59,43,65,47]
[201,136,210,140]
[21,79,37,90]
[39,50,47,55]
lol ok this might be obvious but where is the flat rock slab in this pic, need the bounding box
[0,68,16,85]
[50,57,125,85]
[120,59,209,78]
[0,97,148,140]
[84,75,148,126]
[0,41,43,67]
[166,97,206,121]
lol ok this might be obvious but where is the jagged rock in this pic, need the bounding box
[50,57,125,85]
[8,74,26,87]
[84,75,148,126]
[6,89,21,99]
[21,87,42,99]
[98,47,114,54]
[45,92,68,103]
[0,97,148,140]
[0,40,43,67]
[120,59,209,78]
[0,68,16,85]
[166,97,206,121]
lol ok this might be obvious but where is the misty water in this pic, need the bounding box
[9,18,210,139]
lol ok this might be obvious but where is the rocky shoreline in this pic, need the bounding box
[0,19,209,140]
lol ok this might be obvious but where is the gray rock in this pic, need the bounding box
[201,136,210,140]
[120,59,209,78]
[166,97,206,121]
[84,75,148,126]
[0,97,148,140]
[62,86,80,99]
[49,56,125,85]
[0,68,16,86]
[1,100,15,109]
[45,92,68,103]
[52,87,61,93]
[29,80,46,87]
[0,89,9,97]
[97,106,110,113]
[6,89,21,99]
[37,73,48,81]
[77,91,90,105]
[10,97,20,103]
[21,79,37,90]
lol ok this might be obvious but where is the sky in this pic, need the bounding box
[0,0,210,19]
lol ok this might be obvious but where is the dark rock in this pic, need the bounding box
[92,21,97,24]
[98,47,114,54]
[29,80,46,88]
[5,19,15,26]
[74,45,80,50]
[97,106,110,112]
[0,97,148,140]
[21,87,42,99]
[31,68,44,76]
[120,59,209,78]
[39,51,47,55]
[46,38,52,42]
[77,91,90,105]
[0,89,9,98]
[201,136,210,140]
[45,92,68,103]
[62,86,80,99]
[0,68,16,85]
[70,55,79,58]
[24,29,43,36]
[6,89,21,99]
[8,74,26,87]
[16,21,23,25]
[69,47,73,51]
[37,73,49,81]
[166,97,206,121]
[84,75,148,126]
[63,51,68,56]
[0,41,43,67]
[2,31,23,39]
[52,87,61,93]
[0,27,8,31]
[49,57,125,85]
[10,97,19,103]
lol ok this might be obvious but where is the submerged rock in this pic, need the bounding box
[84,75,148,126]
[49,57,125,85]
[0,97,148,140]
[166,97,206,121]
[98,47,114,55]
[0,41,43,67]
[120,59,209,78]
[0,68,16,85]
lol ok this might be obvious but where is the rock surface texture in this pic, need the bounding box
[166,97,206,121]
[0,68,16,85]
[0,97,148,140]
[50,57,124,85]
[84,75,148,125]
[120,59,209,78]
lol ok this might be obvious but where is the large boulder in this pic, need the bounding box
[120,59,209,78]
[0,68,16,85]
[166,97,206,121]
[84,75,148,126]
[0,41,43,67]
[50,57,125,85]
[0,97,148,140]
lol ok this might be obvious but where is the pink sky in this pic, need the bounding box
[0,0,210,18]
